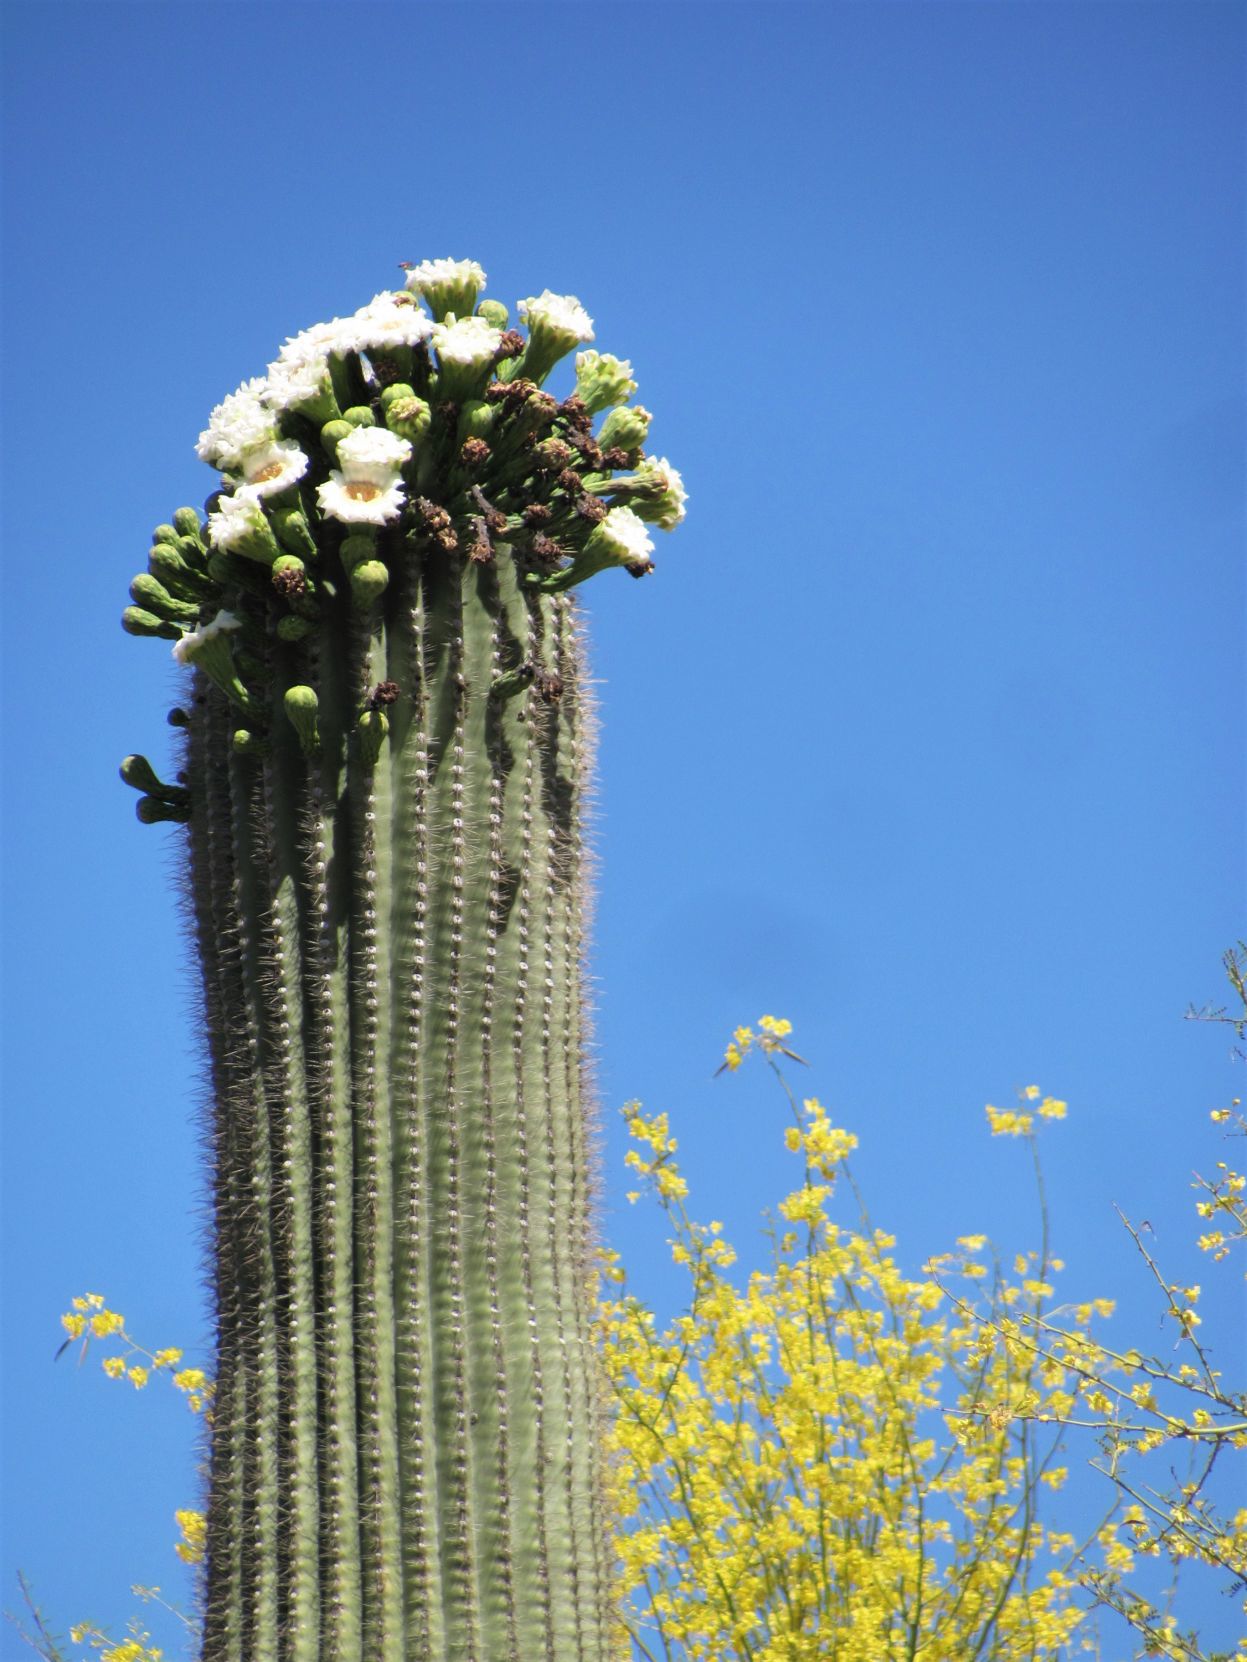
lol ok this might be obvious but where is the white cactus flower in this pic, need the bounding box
[236,439,309,499]
[317,473,407,526]
[334,292,434,355]
[196,378,276,470]
[263,354,332,414]
[519,290,594,344]
[598,505,655,565]
[172,609,242,665]
[641,456,688,529]
[207,488,270,551]
[335,425,413,480]
[431,314,504,367]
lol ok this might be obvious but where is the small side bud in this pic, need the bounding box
[339,533,377,572]
[137,795,191,825]
[477,299,509,329]
[350,560,390,607]
[167,707,191,728]
[320,419,354,461]
[122,606,182,641]
[129,573,201,623]
[341,405,376,429]
[172,507,204,541]
[283,685,320,755]
[152,524,181,547]
[356,708,389,768]
[276,614,315,643]
[232,729,268,758]
[120,753,186,802]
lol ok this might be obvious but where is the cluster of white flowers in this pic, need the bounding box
[192,260,682,568]
[316,424,413,526]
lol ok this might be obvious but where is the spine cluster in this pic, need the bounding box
[121,259,684,1662]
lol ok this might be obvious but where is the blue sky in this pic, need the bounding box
[2,1,1242,1654]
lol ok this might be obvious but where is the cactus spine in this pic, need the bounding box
[122,261,685,1662]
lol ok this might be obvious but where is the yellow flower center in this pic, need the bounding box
[345,480,382,502]
[249,461,285,483]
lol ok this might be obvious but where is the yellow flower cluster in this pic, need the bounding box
[600,1032,1247,1659]
[986,1086,1067,1137]
[174,1508,207,1566]
[722,1013,795,1072]
[59,1295,211,1413]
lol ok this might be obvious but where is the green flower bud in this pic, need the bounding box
[148,543,211,600]
[270,505,318,560]
[122,605,182,641]
[120,753,188,804]
[477,299,509,329]
[350,560,389,607]
[232,729,268,758]
[339,533,377,572]
[342,405,377,429]
[283,685,320,755]
[175,534,208,567]
[152,524,181,547]
[167,707,191,728]
[574,351,637,415]
[276,614,315,643]
[321,419,354,461]
[136,795,191,825]
[458,399,495,441]
[130,573,201,624]
[173,507,205,541]
[381,385,433,447]
[356,708,389,768]
[597,404,651,452]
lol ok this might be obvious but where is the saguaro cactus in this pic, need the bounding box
[121,259,685,1662]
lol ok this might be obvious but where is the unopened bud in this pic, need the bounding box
[356,708,389,767]
[122,606,182,641]
[283,685,320,754]
[350,560,390,607]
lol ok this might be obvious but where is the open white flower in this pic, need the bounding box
[172,609,242,666]
[431,314,504,368]
[277,320,341,368]
[264,354,333,415]
[334,292,434,355]
[406,257,486,294]
[317,473,407,526]
[196,378,276,470]
[207,488,271,552]
[639,456,688,529]
[335,425,412,480]
[404,258,487,319]
[236,439,309,499]
[519,290,594,345]
[597,505,655,565]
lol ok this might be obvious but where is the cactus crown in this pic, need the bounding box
[120,257,685,815]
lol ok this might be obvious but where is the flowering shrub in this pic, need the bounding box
[15,1016,1246,1661]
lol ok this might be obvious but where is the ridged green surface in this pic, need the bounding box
[181,555,613,1662]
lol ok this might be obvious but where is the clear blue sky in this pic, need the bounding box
[2,2,1242,1654]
